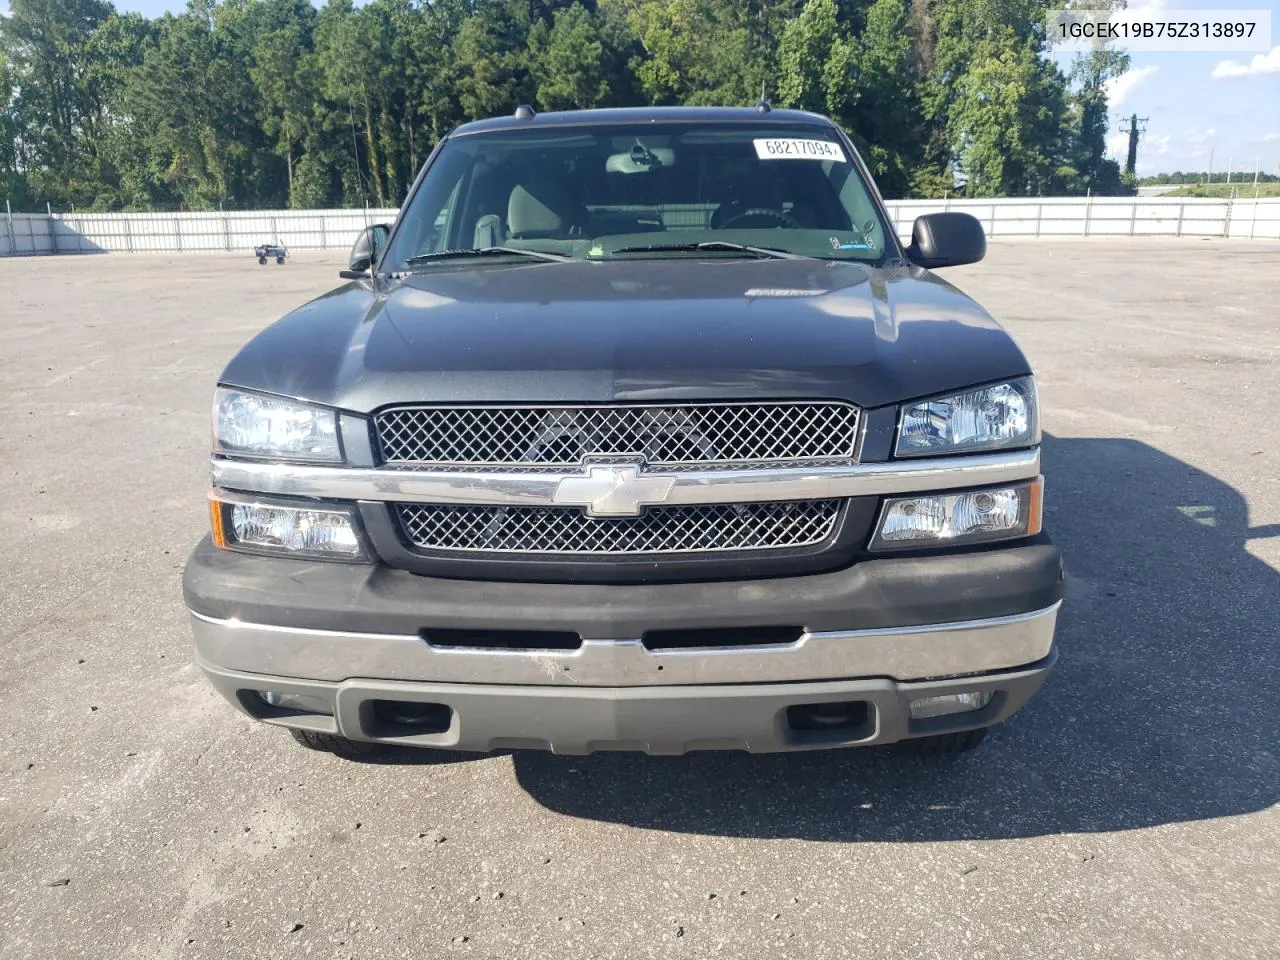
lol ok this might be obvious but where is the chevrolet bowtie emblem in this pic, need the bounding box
[552,465,677,517]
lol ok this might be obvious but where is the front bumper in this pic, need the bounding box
[184,535,1063,753]
[199,652,1056,755]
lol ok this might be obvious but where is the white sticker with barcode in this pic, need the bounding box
[753,138,847,162]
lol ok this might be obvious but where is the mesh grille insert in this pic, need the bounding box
[396,500,842,555]
[375,402,860,469]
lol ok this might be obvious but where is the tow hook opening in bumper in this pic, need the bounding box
[365,699,454,737]
[785,700,874,744]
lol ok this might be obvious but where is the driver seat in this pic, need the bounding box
[709,167,790,229]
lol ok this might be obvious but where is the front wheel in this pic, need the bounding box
[276,255,285,264]
[258,256,267,265]
[290,728,386,759]
[899,728,988,755]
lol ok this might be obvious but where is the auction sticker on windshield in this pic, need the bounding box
[753,138,847,162]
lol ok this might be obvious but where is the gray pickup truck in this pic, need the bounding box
[183,105,1063,758]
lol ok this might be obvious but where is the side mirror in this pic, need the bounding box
[340,223,391,279]
[905,212,986,269]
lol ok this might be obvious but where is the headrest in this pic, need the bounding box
[507,178,583,237]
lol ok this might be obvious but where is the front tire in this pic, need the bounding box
[290,728,386,759]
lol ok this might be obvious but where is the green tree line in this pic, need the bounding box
[1139,171,1280,185]
[0,0,1133,211]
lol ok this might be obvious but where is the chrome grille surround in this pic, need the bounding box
[374,401,861,470]
[396,500,843,555]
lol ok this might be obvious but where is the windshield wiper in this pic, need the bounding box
[607,241,805,260]
[402,246,574,267]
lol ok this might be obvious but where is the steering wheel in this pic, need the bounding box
[717,207,804,230]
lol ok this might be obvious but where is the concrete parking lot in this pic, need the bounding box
[1,239,1277,959]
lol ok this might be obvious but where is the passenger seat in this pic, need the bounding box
[507,178,587,240]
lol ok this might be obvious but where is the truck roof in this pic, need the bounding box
[450,105,836,137]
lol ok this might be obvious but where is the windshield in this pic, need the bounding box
[383,122,892,272]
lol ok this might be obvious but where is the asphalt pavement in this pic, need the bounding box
[1,239,1277,959]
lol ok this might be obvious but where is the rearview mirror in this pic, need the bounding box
[905,213,985,269]
[340,223,391,279]
[606,145,676,174]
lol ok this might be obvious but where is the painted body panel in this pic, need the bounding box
[219,258,1028,413]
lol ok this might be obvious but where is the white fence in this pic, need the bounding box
[2,197,1278,256]
[0,208,401,256]
[885,197,1280,242]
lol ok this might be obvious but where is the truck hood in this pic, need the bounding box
[220,258,1030,413]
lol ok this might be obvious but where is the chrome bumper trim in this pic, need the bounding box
[210,447,1041,507]
[189,601,1060,687]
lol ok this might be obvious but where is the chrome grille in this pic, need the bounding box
[396,500,842,555]
[375,402,860,469]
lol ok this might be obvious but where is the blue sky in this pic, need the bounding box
[4,0,1277,177]
[1051,0,1280,177]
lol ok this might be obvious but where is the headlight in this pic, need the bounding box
[213,387,341,462]
[209,492,370,561]
[869,479,1043,551]
[896,378,1038,457]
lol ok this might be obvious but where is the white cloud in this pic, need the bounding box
[1105,65,1159,109]
[1211,45,1280,78]
[1123,0,1174,15]
[1263,133,1280,143]
[1114,0,1175,28]
[1111,130,1171,169]
[1181,127,1217,159]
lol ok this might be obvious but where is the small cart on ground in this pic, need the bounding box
[255,243,288,265]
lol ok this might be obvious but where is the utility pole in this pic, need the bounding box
[1119,113,1148,177]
